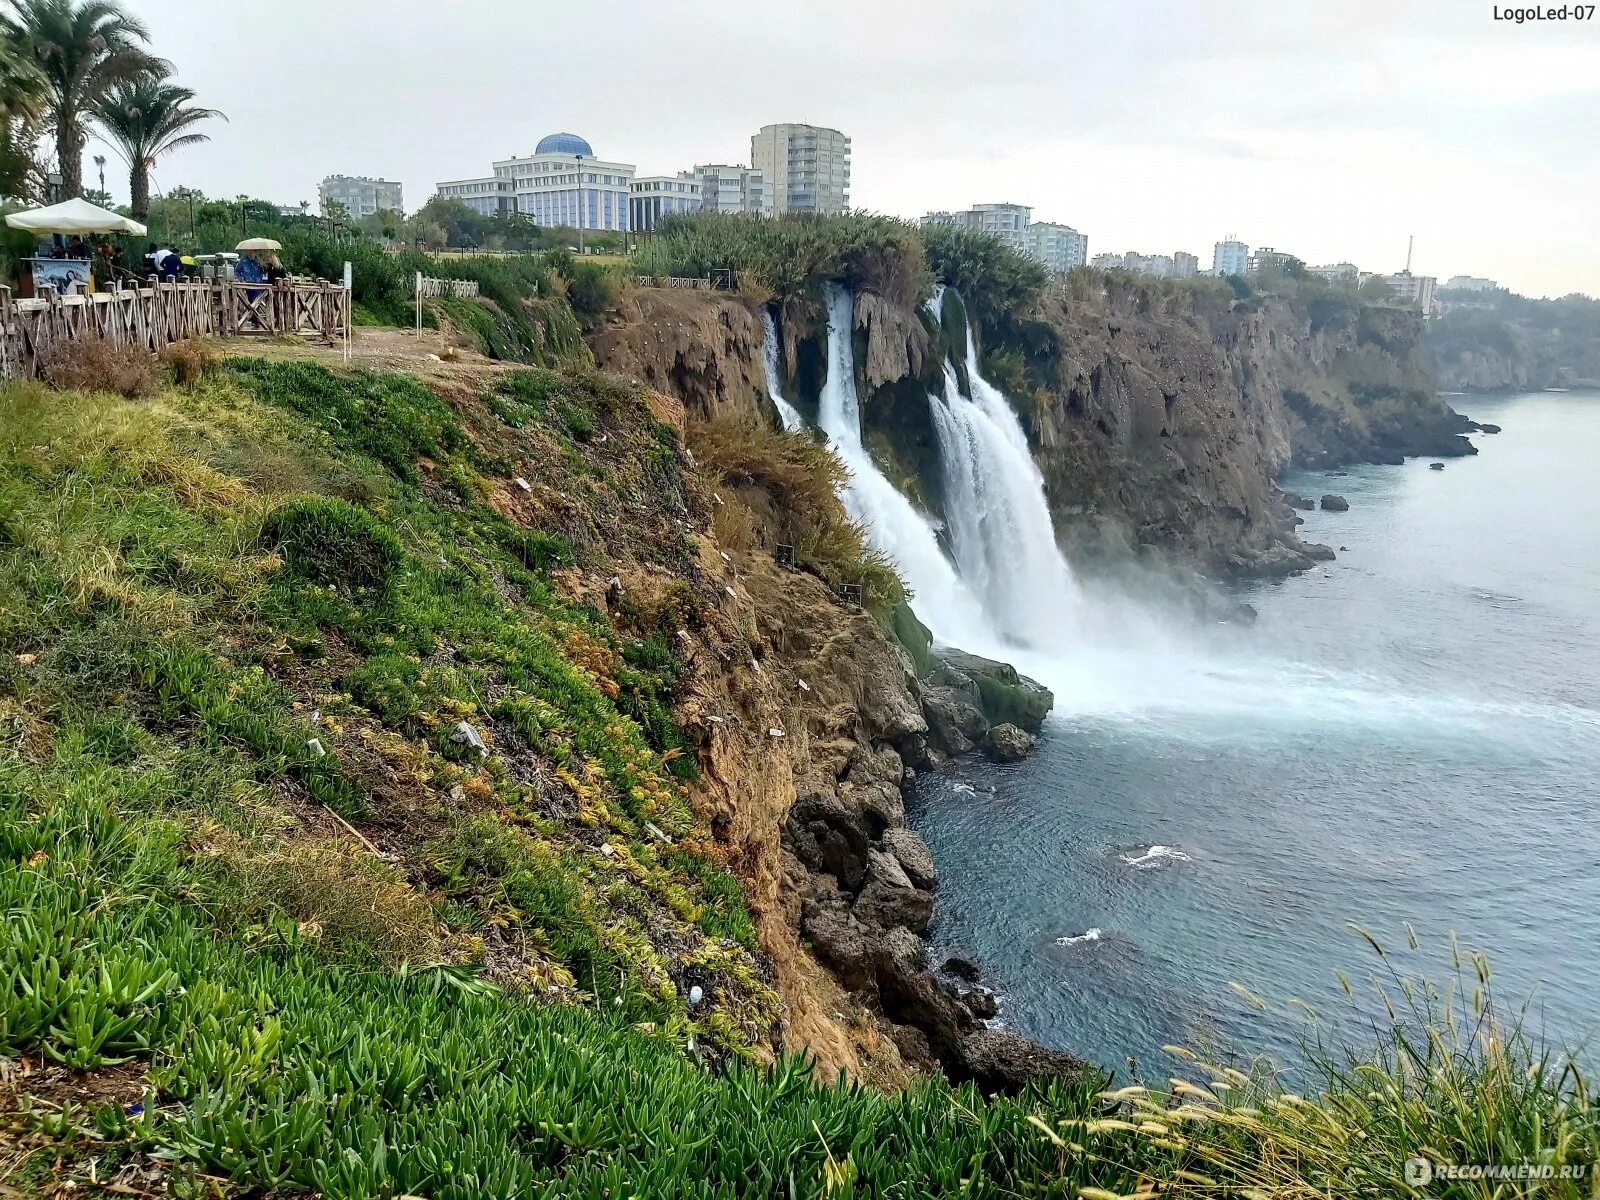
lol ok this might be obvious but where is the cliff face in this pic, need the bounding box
[1425,307,1600,393]
[588,290,771,423]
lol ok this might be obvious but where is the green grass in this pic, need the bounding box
[0,366,774,1060]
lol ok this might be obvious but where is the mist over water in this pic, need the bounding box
[797,290,1600,1071]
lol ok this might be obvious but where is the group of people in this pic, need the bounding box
[140,243,288,284]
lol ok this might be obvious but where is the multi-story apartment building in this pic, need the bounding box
[1366,271,1438,314]
[1090,252,1125,270]
[921,204,1034,252]
[966,203,1032,252]
[1311,262,1360,283]
[750,123,850,215]
[1212,237,1248,276]
[1444,275,1498,292]
[1027,222,1089,273]
[1123,251,1175,277]
[1247,246,1298,275]
[318,175,403,218]
[436,133,634,231]
[1173,251,1199,278]
[694,164,772,216]
[629,174,699,232]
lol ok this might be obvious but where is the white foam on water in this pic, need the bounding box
[1119,845,1192,869]
[1055,928,1104,946]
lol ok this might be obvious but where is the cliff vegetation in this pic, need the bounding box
[1426,287,1600,392]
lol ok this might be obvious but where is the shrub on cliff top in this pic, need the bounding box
[38,335,159,398]
[261,496,404,596]
[634,211,931,310]
[689,415,907,614]
[922,221,1048,335]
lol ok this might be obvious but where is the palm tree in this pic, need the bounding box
[9,0,164,197]
[94,77,222,220]
[0,20,46,197]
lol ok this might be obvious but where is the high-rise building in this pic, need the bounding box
[436,133,634,230]
[693,164,773,216]
[1173,251,1199,278]
[1090,252,1125,270]
[1444,275,1498,292]
[629,174,700,232]
[750,123,851,215]
[1027,222,1089,273]
[318,175,403,218]
[1212,237,1248,276]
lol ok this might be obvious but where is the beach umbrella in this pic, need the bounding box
[235,237,282,251]
[5,197,147,236]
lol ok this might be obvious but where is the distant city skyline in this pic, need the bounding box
[118,0,1598,299]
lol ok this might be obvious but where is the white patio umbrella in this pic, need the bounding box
[4,197,147,236]
[236,237,282,251]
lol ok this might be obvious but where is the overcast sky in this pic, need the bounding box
[116,0,1597,297]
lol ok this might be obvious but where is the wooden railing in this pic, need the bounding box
[0,278,351,380]
[415,276,481,299]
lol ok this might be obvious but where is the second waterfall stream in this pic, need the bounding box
[804,282,1080,656]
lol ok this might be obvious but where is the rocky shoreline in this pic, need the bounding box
[784,643,1094,1091]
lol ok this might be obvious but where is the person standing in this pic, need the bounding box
[235,249,265,284]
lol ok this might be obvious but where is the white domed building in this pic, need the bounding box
[436,132,636,231]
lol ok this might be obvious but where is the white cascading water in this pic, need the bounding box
[815,284,997,645]
[761,309,806,432]
[926,287,1083,646]
[803,283,1589,739]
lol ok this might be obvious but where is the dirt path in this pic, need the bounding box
[216,324,518,388]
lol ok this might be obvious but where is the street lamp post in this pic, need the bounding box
[93,155,106,200]
[575,154,585,254]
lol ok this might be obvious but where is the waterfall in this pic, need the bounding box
[816,284,996,646]
[926,289,1083,646]
[761,309,805,432]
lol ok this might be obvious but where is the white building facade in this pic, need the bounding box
[319,175,403,218]
[1212,237,1248,276]
[436,133,634,231]
[1366,271,1438,314]
[1312,262,1360,283]
[694,164,772,216]
[629,174,699,231]
[750,123,851,215]
[1027,222,1089,272]
[966,203,1031,251]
